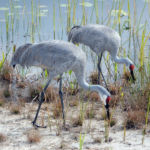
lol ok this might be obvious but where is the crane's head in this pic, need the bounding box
[96,85,111,120]
[105,96,111,120]
[129,64,136,82]
[68,25,81,42]
[10,43,32,68]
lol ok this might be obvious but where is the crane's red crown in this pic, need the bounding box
[106,96,111,104]
[129,64,134,71]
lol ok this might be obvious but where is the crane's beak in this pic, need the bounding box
[13,64,16,68]
[105,103,110,120]
[130,70,136,82]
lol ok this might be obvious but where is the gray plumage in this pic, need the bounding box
[10,40,110,103]
[68,24,134,67]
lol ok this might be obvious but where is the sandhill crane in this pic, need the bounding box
[10,40,111,128]
[68,24,136,90]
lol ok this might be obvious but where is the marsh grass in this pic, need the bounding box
[79,132,85,150]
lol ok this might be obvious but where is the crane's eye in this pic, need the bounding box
[129,64,134,71]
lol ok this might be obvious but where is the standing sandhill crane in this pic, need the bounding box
[10,40,111,128]
[68,24,136,89]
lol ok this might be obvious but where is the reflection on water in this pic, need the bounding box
[0,0,150,81]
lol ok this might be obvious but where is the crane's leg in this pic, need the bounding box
[59,74,65,127]
[32,79,51,128]
[97,53,109,91]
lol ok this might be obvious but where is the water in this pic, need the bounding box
[0,0,150,81]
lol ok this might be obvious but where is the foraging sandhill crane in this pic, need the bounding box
[10,40,111,128]
[68,24,136,89]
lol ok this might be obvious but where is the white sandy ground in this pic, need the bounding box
[0,101,150,150]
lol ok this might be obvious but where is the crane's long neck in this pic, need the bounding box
[75,72,110,97]
[113,56,131,66]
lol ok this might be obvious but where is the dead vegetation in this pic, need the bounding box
[52,99,62,119]
[72,114,84,127]
[0,133,6,143]
[0,61,13,82]
[89,71,99,84]
[0,98,5,107]
[10,104,21,114]
[27,130,41,143]
[124,110,146,129]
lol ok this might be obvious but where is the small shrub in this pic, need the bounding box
[110,118,117,127]
[93,137,102,143]
[69,99,79,107]
[72,115,83,127]
[124,110,145,129]
[29,84,42,101]
[109,84,120,95]
[0,133,6,143]
[10,104,21,114]
[0,61,13,82]
[27,130,41,143]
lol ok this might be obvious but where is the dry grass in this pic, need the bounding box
[29,83,42,101]
[10,104,21,114]
[69,99,79,107]
[72,114,83,127]
[89,71,99,84]
[124,110,146,129]
[109,84,120,95]
[85,106,96,119]
[93,137,102,143]
[123,83,150,111]
[52,100,62,119]
[0,133,6,143]
[0,98,5,106]
[45,86,58,102]
[63,84,79,96]
[17,81,27,89]
[84,91,100,102]
[27,130,41,143]
[110,95,120,107]
[122,71,133,87]
[0,61,13,82]
[100,110,107,120]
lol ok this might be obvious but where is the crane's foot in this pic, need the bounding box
[32,121,47,129]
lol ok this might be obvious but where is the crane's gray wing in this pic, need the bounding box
[20,42,77,74]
